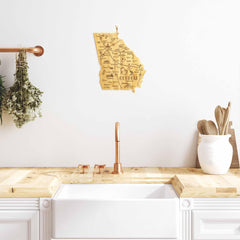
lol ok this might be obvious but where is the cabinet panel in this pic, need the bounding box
[0,210,39,240]
[192,210,240,239]
[40,198,51,240]
[51,239,177,240]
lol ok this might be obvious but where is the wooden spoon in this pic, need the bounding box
[197,120,218,135]
[197,120,206,135]
[215,105,224,135]
[205,120,218,135]
[197,120,207,135]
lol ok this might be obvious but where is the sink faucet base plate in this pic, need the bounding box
[112,163,123,174]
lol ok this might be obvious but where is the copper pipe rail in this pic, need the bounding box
[0,45,44,57]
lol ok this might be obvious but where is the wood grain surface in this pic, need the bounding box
[0,167,240,198]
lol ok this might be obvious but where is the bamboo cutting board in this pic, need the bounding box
[196,122,239,168]
[172,174,240,198]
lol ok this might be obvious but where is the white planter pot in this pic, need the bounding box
[198,134,233,174]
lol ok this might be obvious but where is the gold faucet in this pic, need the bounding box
[112,122,123,174]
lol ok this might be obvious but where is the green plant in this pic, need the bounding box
[0,74,6,124]
[4,50,43,128]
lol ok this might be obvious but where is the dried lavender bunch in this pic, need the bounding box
[4,50,43,128]
[0,75,6,124]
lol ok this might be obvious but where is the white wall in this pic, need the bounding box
[0,0,239,167]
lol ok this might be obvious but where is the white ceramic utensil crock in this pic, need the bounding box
[198,134,233,174]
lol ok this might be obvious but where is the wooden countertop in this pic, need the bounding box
[0,167,239,198]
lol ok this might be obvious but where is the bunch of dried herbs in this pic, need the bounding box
[0,74,6,124]
[4,50,43,128]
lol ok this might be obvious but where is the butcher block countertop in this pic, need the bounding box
[0,167,240,198]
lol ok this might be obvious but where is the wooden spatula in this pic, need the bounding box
[222,102,231,135]
[215,105,224,135]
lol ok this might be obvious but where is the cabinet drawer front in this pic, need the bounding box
[193,210,240,239]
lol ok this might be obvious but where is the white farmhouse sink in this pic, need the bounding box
[52,184,179,239]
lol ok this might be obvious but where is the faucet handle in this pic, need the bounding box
[82,165,90,174]
[94,164,106,174]
[78,164,90,174]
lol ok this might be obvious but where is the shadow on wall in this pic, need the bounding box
[188,130,198,167]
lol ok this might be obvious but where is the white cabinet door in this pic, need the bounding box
[192,210,240,239]
[0,210,39,240]
[51,239,177,240]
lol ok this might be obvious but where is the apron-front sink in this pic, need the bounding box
[52,184,179,239]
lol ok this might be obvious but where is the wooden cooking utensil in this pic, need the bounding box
[197,120,218,135]
[222,102,231,135]
[215,105,224,135]
[197,120,207,135]
[205,120,218,135]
